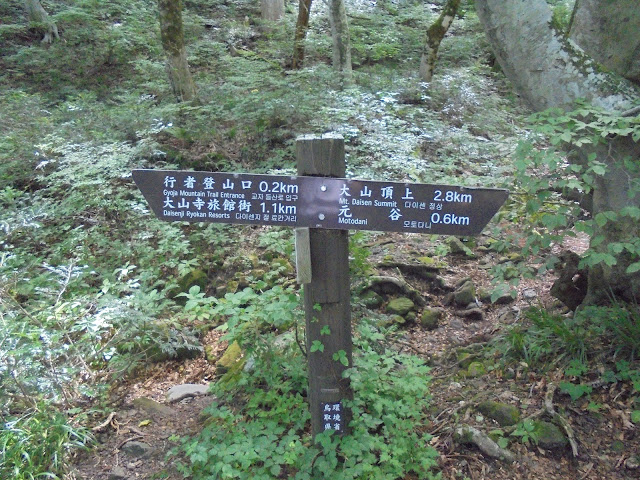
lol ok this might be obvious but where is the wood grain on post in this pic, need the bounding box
[296,134,353,437]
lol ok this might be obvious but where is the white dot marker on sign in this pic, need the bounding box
[319,213,325,220]
[321,185,327,192]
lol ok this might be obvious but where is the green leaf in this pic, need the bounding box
[310,340,324,353]
[559,382,592,401]
[626,262,640,274]
[631,410,640,424]
[332,350,349,366]
[594,213,609,227]
[320,325,331,336]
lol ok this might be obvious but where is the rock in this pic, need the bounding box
[498,307,519,324]
[477,288,492,304]
[523,289,537,300]
[447,237,475,257]
[443,292,454,306]
[273,332,294,350]
[477,401,521,427]
[132,397,174,417]
[166,384,210,403]
[270,258,295,276]
[453,281,476,307]
[493,292,516,305]
[467,362,487,377]
[532,421,568,450]
[420,307,444,330]
[457,308,485,322]
[108,466,129,480]
[386,297,415,316]
[360,290,383,309]
[226,280,240,293]
[625,457,640,470]
[216,341,243,374]
[121,441,153,458]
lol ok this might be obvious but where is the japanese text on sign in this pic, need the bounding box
[133,169,508,235]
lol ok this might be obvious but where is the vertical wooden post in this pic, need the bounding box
[296,134,353,438]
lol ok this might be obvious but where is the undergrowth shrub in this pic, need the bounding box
[175,319,439,479]
[0,408,92,480]
[494,303,640,369]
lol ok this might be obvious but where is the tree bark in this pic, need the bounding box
[292,0,312,69]
[419,0,460,82]
[475,0,640,305]
[24,0,59,44]
[569,0,640,85]
[328,0,353,84]
[261,0,284,22]
[157,0,198,102]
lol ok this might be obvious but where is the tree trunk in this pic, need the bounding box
[157,0,197,102]
[475,0,640,305]
[419,0,460,82]
[328,0,353,84]
[261,0,284,22]
[569,0,640,85]
[292,0,312,69]
[24,0,59,44]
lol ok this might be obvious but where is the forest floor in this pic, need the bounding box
[71,231,640,480]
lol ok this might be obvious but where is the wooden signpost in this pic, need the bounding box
[133,133,508,438]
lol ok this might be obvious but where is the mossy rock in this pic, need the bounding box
[226,280,239,293]
[360,290,383,309]
[216,341,243,374]
[477,401,521,426]
[467,361,487,377]
[447,237,475,257]
[379,314,407,327]
[454,281,476,307]
[233,273,250,290]
[532,421,568,450]
[386,297,415,316]
[218,355,247,387]
[417,256,447,269]
[420,307,444,330]
[270,258,295,276]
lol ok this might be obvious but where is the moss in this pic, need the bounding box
[477,401,521,427]
[216,341,243,374]
[532,420,568,449]
[386,297,415,316]
[467,361,487,377]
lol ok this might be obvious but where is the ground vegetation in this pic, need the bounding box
[0,0,639,479]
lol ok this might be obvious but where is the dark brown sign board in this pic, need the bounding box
[132,169,508,235]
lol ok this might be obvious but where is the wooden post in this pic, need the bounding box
[296,134,353,437]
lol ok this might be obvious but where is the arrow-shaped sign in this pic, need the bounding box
[132,169,508,236]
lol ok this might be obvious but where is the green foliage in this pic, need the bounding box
[175,320,438,479]
[510,419,538,446]
[492,101,640,295]
[0,408,92,480]
[549,0,575,33]
[494,308,588,368]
